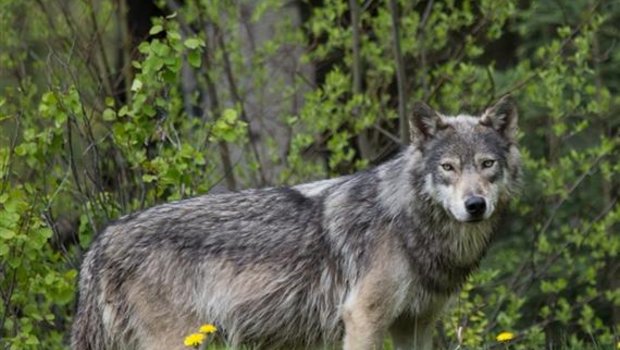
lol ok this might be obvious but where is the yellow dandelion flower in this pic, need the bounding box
[496,331,515,342]
[199,323,217,334]
[183,332,206,347]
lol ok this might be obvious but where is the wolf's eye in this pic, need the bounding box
[482,160,495,168]
[441,163,454,171]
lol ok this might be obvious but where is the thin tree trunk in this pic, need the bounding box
[197,11,237,191]
[118,0,133,103]
[214,25,267,186]
[88,0,114,98]
[388,0,408,144]
[349,0,372,159]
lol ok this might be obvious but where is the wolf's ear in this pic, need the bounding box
[479,95,518,141]
[410,101,446,146]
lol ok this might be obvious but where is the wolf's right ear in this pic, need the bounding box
[409,101,446,146]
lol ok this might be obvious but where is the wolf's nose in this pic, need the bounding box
[465,196,486,217]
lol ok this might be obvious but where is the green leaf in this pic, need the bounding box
[0,228,15,240]
[118,105,129,117]
[25,334,40,345]
[0,244,9,256]
[102,108,116,121]
[142,174,157,183]
[149,25,164,35]
[167,30,182,41]
[130,79,143,92]
[188,50,201,68]
[162,69,176,83]
[44,273,55,285]
[184,37,205,49]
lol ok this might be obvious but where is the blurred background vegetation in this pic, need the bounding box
[0,0,618,348]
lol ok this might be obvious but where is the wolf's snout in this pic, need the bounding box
[465,196,486,218]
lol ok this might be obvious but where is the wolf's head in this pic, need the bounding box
[410,96,521,223]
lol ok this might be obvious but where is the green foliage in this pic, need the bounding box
[1,0,618,348]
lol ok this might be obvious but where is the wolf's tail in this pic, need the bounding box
[71,251,106,350]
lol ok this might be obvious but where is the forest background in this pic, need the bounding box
[0,0,618,349]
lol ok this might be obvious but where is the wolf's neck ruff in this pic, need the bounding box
[372,147,496,295]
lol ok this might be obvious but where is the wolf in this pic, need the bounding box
[71,96,521,350]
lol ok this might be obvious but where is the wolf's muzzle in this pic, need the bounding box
[465,196,486,218]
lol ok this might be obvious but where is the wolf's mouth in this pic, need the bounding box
[464,217,484,223]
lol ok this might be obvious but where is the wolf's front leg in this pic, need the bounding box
[389,314,434,350]
[341,273,407,350]
[342,302,386,350]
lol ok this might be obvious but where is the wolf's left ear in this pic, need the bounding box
[479,95,518,141]
[410,101,446,146]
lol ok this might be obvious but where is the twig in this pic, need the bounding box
[372,124,401,145]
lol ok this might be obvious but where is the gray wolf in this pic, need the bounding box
[71,96,521,350]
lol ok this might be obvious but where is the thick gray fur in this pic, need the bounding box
[72,96,521,350]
